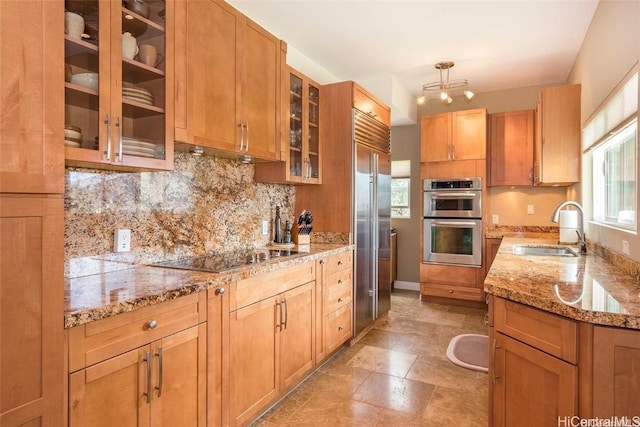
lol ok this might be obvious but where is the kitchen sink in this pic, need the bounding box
[512,245,578,257]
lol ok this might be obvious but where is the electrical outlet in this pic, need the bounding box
[114,228,131,252]
[622,240,630,255]
[492,214,499,225]
[262,220,269,236]
[527,204,535,215]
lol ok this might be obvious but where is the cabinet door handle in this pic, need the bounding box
[104,114,111,161]
[155,347,163,397]
[338,279,343,284]
[275,299,281,331]
[215,287,225,295]
[338,325,344,331]
[338,297,343,303]
[143,350,152,403]
[147,320,158,329]
[238,122,244,151]
[244,121,249,152]
[115,116,123,163]
[282,296,288,330]
[319,259,325,265]
[451,143,455,160]
[492,339,501,384]
[338,260,343,266]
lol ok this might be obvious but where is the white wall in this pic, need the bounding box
[567,0,640,261]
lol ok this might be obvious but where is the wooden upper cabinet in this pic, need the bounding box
[489,110,535,186]
[174,0,280,161]
[255,65,322,184]
[421,108,487,162]
[353,85,390,127]
[0,0,64,193]
[63,0,174,171]
[534,84,581,185]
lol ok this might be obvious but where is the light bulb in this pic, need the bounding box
[446,96,453,104]
[464,90,474,100]
[417,96,426,105]
[440,91,448,101]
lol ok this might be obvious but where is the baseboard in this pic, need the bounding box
[393,281,420,291]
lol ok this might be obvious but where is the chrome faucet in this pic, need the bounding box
[551,201,587,254]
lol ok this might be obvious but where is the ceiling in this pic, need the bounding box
[227,0,599,125]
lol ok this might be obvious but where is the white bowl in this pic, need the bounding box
[70,72,99,91]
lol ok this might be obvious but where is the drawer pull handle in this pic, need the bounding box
[449,290,453,294]
[338,298,343,303]
[147,320,158,329]
[338,325,344,331]
[215,287,225,295]
[338,279,343,284]
[338,261,343,265]
[320,259,325,265]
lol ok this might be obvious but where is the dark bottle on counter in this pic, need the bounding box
[284,220,292,244]
[274,207,282,243]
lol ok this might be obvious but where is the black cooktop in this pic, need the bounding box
[153,249,298,273]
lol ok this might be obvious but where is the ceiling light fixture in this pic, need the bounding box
[417,61,474,105]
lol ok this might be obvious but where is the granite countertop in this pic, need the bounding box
[484,236,640,329]
[65,244,352,328]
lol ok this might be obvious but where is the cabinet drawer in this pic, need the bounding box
[325,304,352,353]
[324,269,352,314]
[68,292,206,372]
[231,261,315,311]
[494,297,577,363]
[353,87,390,127]
[420,283,483,301]
[320,251,352,277]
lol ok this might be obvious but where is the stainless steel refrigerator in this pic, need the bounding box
[353,109,391,337]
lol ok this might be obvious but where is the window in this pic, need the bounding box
[391,160,410,218]
[585,70,638,231]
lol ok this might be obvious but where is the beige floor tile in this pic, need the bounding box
[422,385,489,426]
[353,371,436,415]
[406,355,482,391]
[284,397,381,426]
[355,327,403,350]
[347,345,418,377]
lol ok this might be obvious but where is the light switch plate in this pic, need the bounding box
[262,220,269,236]
[527,205,535,215]
[114,228,131,252]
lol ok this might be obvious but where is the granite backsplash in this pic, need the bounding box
[65,153,295,277]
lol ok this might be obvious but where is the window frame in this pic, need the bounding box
[391,177,410,219]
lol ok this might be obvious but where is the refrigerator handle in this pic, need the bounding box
[372,153,379,319]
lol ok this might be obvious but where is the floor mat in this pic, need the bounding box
[446,334,489,372]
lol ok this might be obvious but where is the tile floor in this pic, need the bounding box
[252,289,489,426]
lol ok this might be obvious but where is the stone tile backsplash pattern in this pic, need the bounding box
[65,153,295,273]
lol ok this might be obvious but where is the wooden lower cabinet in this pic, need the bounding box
[493,332,577,426]
[229,281,315,426]
[592,326,640,417]
[316,251,354,363]
[69,324,206,426]
[484,238,502,275]
[0,196,64,426]
[490,296,579,426]
[420,263,484,302]
[68,294,207,427]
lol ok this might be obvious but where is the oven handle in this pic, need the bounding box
[426,192,480,198]
[427,220,480,227]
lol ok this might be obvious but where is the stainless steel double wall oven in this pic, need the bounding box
[423,177,483,266]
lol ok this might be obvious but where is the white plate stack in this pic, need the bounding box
[122,85,154,106]
[122,137,163,158]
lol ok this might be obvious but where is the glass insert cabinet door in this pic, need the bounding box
[287,67,321,183]
[64,0,171,170]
